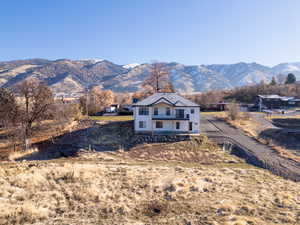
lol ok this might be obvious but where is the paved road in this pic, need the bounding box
[201,115,300,181]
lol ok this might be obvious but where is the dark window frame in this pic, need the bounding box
[156,121,163,128]
[166,107,171,116]
[175,109,185,118]
[139,121,146,128]
[176,122,180,129]
[138,107,149,115]
[189,122,193,131]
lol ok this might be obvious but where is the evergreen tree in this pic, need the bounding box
[285,73,296,84]
[270,76,277,85]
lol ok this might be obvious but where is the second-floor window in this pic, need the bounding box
[138,107,149,115]
[153,107,158,115]
[175,109,184,118]
[166,107,170,116]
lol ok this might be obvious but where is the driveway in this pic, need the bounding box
[201,115,300,181]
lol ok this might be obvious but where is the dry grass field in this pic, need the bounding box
[1,117,300,225]
[1,136,300,225]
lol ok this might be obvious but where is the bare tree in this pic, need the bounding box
[0,88,20,151]
[17,79,54,147]
[276,73,287,85]
[115,92,131,106]
[226,102,241,121]
[0,88,18,127]
[142,62,173,93]
[194,91,224,110]
[80,87,115,115]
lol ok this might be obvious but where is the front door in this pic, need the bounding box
[189,122,193,131]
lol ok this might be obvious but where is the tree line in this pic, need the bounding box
[0,79,81,151]
[187,73,299,110]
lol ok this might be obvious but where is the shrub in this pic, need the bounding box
[226,102,241,121]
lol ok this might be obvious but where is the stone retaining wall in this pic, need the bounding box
[127,135,192,148]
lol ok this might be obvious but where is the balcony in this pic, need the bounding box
[152,114,189,120]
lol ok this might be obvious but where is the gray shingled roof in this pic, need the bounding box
[133,93,200,107]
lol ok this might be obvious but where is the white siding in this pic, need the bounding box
[153,120,173,131]
[134,104,200,134]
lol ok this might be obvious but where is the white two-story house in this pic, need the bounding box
[132,93,200,134]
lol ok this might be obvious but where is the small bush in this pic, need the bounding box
[226,102,241,121]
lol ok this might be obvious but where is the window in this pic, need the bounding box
[191,109,195,114]
[166,107,170,116]
[156,121,163,128]
[139,121,146,128]
[176,122,180,129]
[175,109,184,118]
[189,122,193,131]
[138,107,149,115]
[153,107,158,115]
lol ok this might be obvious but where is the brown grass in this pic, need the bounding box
[120,136,240,165]
[0,156,299,225]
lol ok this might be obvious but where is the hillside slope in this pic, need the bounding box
[1,59,300,94]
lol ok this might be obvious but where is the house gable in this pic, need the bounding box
[133,93,200,107]
[150,97,174,106]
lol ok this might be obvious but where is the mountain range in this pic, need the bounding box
[0,58,300,95]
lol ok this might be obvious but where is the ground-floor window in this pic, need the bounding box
[189,122,193,131]
[176,122,180,129]
[156,121,163,128]
[139,121,146,128]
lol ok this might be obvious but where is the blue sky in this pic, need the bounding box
[1,0,300,66]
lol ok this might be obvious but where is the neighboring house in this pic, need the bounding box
[258,95,300,111]
[132,93,200,134]
[105,104,119,113]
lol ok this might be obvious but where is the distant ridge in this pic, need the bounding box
[1,58,300,94]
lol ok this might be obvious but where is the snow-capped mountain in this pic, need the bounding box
[0,59,300,94]
[123,63,140,69]
[272,62,300,79]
